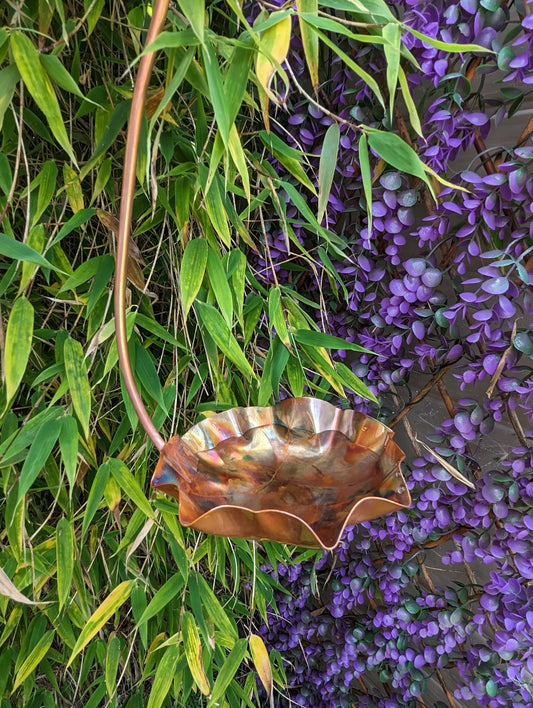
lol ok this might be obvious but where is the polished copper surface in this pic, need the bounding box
[152,398,410,549]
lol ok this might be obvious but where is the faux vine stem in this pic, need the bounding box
[115,0,170,452]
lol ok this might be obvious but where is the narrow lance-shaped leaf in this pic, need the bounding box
[17,417,62,504]
[10,32,77,164]
[202,42,230,148]
[177,0,205,44]
[108,457,156,520]
[293,329,375,354]
[207,639,248,707]
[195,301,255,379]
[317,122,340,224]
[207,246,234,329]
[382,23,401,120]
[180,237,208,320]
[249,634,274,703]
[63,337,91,439]
[4,296,34,406]
[11,630,55,693]
[296,0,319,92]
[366,119,388,218]
[255,11,292,127]
[182,611,211,696]
[146,646,182,708]
[0,233,61,271]
[398,65,422,137]
[67,580,135,667]
[367,129,435,198]
[56,516,75,611]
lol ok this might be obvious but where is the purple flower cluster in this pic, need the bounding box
[254,0,533,706]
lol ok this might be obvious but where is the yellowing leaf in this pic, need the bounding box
[255,12,291,104]
[249,634,273,701]
[11,629,54,693]
[296,0,319,91]
[67,580,135,667]
[182,611,210,696]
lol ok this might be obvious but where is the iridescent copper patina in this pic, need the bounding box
[152,398,409,549]
[114,0,411,550]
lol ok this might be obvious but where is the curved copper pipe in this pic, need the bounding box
[115,0,170,452]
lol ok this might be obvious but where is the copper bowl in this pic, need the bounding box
[151,398,410,549]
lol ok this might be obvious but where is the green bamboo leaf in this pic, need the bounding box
[105,635,121,699]
[177,0,205,44]
[0,406,62,465]
[78,101,130,181]
[270,337,290,397]
[296,0,319,90]
[108,458,156,520]
[206,639,247,707]
[0,233,59,271]
[207,246,234,328]
[195,301,255,378]
[249,634,273,702]
[358,134,373,235]
[228,249,246,326]
[17,417,62,504]
[137,573,185,626]
[19,225,45,293]
[134,345,166,411]
[0,64,20,132]
[63,337,91,439]
[195,572,238,643]
[260,131,316,195]
[367,130,434,197]
[203,173,231,247]
[202,43,230,147]
[182,611,210,696]
[398,65,422,137]
[10,33,77,164]
[317,122,340,224]
[382,23,401,119]
[32,159,58,227]
[81,461,110,540]
[228,124,251,201]
[403,25,491,54]
[11,629,54,693]
[180,237,208,320]
[56,516,75,611]
[39,54,88,102]
[293,329,375,354]
[146,645,182,708]
[4,296,34,405]
[268,287,291,351]
[66,580,135,667]
[286,355,304,398]
[0,153,12,196]
[58,254,116,294]
[59,415,78,497]
[311,27,384,108]
[142,28,200,55]
[336,361,379,404]
[224,39,254,128]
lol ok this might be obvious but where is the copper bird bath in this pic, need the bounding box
[115,0,411,550]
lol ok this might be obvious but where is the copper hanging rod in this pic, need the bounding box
[114,0,170,452]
